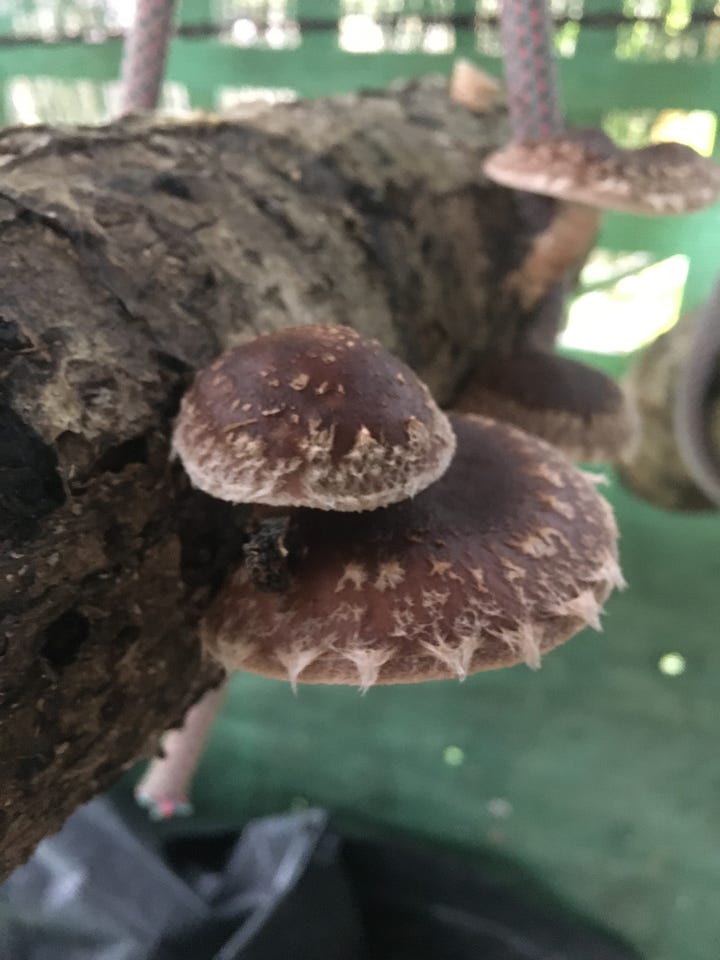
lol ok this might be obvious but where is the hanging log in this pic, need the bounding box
[619,310,720,511]
[0,77,543,879]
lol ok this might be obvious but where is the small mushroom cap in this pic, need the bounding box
[202,414,623,689]
[484,130,720,215]
[449,59,502,113]
[453,351,639,463]
[173,324,456,512]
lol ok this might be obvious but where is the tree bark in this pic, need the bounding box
[0,77,540,879]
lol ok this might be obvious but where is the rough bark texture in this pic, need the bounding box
[619,310,720,511]
[0,77,543,879]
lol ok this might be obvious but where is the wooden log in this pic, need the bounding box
[0,77,540,878]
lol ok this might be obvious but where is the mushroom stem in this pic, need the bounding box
[524,279,569,350]
[499,0,564,140]
[505,201,601,311]
[135,680,227,819]
[673,277,720,506]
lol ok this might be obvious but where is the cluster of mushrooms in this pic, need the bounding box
[136,51,720,819]
[136,322,625,818]
[449,64,720,489]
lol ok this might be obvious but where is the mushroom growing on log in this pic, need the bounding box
[452,350,639,463]
[137,402,622,817]
[484,131,720,318]
[135,322,457,817]
[0,76,553,878]
[204,413,622,687]
[171,323,456,511]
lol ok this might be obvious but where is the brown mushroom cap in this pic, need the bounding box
[202,414,623,689]
[483,130,720,215]
[173,324,456,511]
[453,351,639,463]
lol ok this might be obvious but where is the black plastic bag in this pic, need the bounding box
[0,797,642,959]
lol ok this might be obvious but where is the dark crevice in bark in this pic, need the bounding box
[0,402,66,543]
[40,608,90,670]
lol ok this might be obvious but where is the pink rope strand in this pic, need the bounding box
[118,0,176,114]
[499,0,564,140]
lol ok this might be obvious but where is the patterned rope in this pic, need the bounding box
[119,0,176,114]
[498,0,568,345]
[500,0,564,140]
[674,279,720,506]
